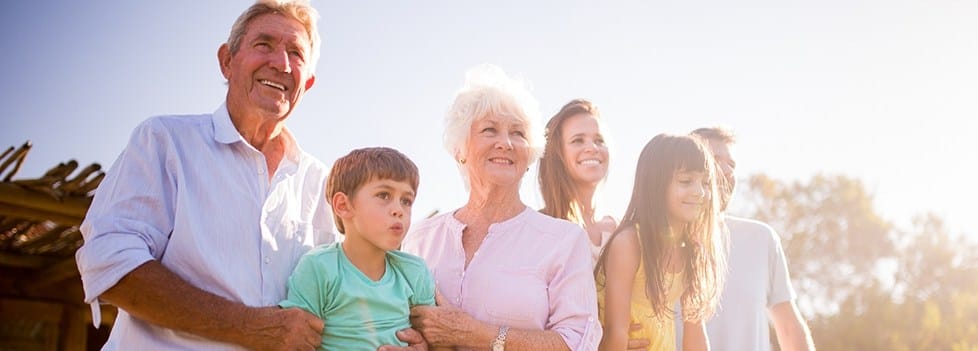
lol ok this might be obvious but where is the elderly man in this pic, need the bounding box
[688,127,816,351]
[75,1,422,350]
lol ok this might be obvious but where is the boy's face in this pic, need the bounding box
[339,178,415,252]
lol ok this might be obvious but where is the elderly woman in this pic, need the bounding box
[402,64,601,351]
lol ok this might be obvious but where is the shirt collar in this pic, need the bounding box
[448,206,532,233]
[212,103,242,145]
[489,206,533,232]
[211,103,301,164]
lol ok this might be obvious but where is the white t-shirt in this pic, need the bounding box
[704,215,796,351]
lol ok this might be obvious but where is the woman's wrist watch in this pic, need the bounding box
[490,325,509,351]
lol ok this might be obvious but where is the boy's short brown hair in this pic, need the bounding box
[326,147,420,234]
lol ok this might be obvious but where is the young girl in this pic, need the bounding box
[596,133,726,351]
[539,99,618,266]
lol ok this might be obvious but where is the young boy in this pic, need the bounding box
[280,147,435,350]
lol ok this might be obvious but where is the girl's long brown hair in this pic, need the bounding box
[595,133,725,322]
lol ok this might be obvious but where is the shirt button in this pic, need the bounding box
[264,256,271,264]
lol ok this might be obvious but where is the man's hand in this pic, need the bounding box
[377,328,429,351]
[98,262,322,350]
[240,306,324,351]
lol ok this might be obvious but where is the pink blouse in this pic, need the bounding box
[401,207,601,351]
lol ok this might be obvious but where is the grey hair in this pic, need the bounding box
[227,0,322,72]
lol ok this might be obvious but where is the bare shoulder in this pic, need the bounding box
[604,225,640,273]
[597,215,619,233]
[606,225,639,257]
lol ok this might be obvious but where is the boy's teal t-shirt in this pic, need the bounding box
[280,242,436,350]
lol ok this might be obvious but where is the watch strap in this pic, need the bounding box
[490,325,509,351]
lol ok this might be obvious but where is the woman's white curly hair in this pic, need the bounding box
[443,64,544,184]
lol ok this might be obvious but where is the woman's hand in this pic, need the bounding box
[409,292,486,348]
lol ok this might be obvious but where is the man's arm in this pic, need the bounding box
[768,301,815,351]
[101,261,324,351]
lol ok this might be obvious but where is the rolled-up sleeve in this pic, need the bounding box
[75,119,176,322]
[547,227,602,351]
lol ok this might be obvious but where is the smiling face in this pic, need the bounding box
[462,113,531,191]
[219,13,315,122]
[559,113,609,188]
[666,168,711,226]
[336,178,415,253]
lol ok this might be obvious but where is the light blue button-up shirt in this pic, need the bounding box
[75,104,334,350]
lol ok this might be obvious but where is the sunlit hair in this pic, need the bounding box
[325,147,419,234]
[596,133,725,322]
[691,126,736,211]
[443,64,543,184]
[538,99,608,224]
[690,126,736,145]
[227,0,322,72]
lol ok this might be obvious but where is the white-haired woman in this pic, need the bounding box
[402,64,601,351]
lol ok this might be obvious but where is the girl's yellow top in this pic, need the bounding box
[596,252,685,351]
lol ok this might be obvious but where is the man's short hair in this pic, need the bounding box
[227,0,321,71]
[690,126,736,145]
[325,147,419,234]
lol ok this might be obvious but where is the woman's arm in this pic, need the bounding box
[598,229,641,351]
[681,320,710,351]
[410,293,570,351]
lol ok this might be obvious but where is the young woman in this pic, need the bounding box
[538,99,617,266]
[596,133,726,351]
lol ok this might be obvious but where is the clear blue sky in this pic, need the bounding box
[2,0,976,240]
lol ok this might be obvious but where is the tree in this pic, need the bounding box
[735,173,894,316]
[737,173,978,350]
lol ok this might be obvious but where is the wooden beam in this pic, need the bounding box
[0,252,58,269]
[23,258,80,292]
[16,224,72,252]
[0,298,62,350]
[0,183,91,225]
[62,305,89,351]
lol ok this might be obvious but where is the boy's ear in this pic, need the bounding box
[332,192,354,219]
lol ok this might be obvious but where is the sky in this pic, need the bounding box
[2,0,976,241]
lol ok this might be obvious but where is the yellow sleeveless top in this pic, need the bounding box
[596,256,685,351]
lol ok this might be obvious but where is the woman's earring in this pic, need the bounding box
[459,158,466,164]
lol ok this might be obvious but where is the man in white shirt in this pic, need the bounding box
[75,1,423,350]
[689,127,816,351]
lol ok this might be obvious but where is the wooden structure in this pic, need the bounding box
[0,142,113,350]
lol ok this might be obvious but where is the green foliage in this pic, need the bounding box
[740,173,978,350]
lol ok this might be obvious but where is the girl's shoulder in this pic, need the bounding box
[606,223,640,253]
